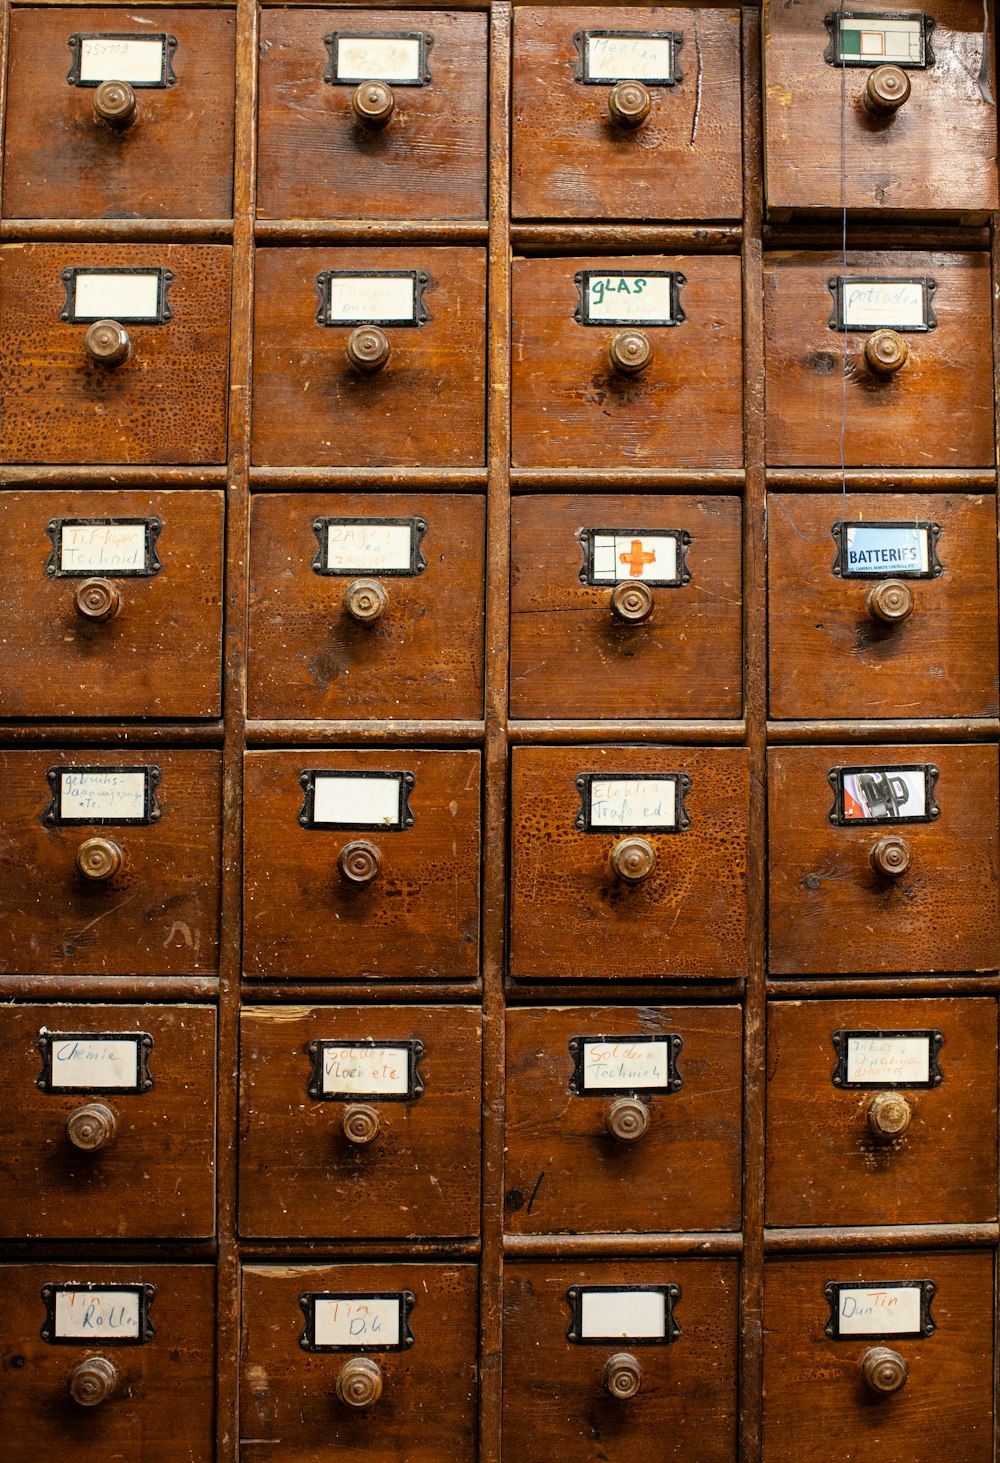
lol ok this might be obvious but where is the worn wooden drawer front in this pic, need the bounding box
[502,1259,739,1462]
[0,1004,216,1240]
[1,1262,216,1462]
[505,1005,742,1234]
[767,492,999,720]
[257,9,487,221]
[510,745,749,981]
[241,1262,478,1463]
[0,244,231,466]
[251,246,486,468]
[0,749,222,977]
[238,1005,481,1239]
[511,7,742,221]
[764,252,994,467]
[0,490,224,720]
[763,1252,995,1463]
[3,8,236,221]
[511,254,743,469]
[510,494,742,719]
[768,744,1000,976]
[766,997,999,1227]
[243,749,481,981]
[764,0,999,220]
[248,492,485,721]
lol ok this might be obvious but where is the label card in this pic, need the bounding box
[60,267,174,325]
[828,763,939,826]
[566,1285,680,1345]
[828,276,936,332]
[569,1034,683,1095]
[824,11,933,68]
[574,29,682,85]
[67,33,177,87]
[45,517,162,578]
[832,520,941,580]
[575,772,690,833]
[37,1030,154,1094]
[578,527,690,587]
[824,1279,936,1340]
[41,1283,156,1345]
[831,1028,944,1089]
[575,270,685,327]
[44,765,161,826]
[311,517,427,577]
[316,270,430,328]
[299,1291,416,1352]
[324,31,432,85]
[298,770,415,831]
[306,1038,425,1101]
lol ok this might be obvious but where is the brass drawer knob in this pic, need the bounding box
[342,1103,380,1145]
[863,329,908,377]
[605,1095,650,1144]
[352,80,395,128]
[344,578,388,624]
[866,579,914,625]
[609,835,656,885]
[84,319,131,368]
[609,329,652,376]
[336,1355,383,1409]
[76,836,124,883]
[69,1355,119,1407]
[604,1352,643,1400]
[93,79,138,129]
[869,834,911,880]
[346,324,391,373]
[66,1100,118,1152]
[861,1345,908,1394]
[866,1090,912,1141]
[338,839,382,887]
[610,580,654,624]
[608,80,652,129]
[864,64,911,116]
[74,577,121,623]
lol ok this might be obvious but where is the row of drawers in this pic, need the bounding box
[1,246,995,467]
[4,4,996,224]
[2,745,997,979]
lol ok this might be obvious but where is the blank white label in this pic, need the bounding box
[79,36,165,84]
[313,1296,401,1347]
[585,274,674,323]
[585,33,674,81]
[839,279,926,329]
[837,1285,922,1336]
[843,524,929,576]
[53,1289,141,1340]
[334,36,423,82]
[590,533,678,584]
[846,1036,930,1085]
[325,523,413,572]
[312,773,402,828]
[588,777,677,829]
[580,1289,666,1340]
[72,272,162,322]
[321,1045,411,1096]
[60,522,147,573]
[582,1039,672,1090]
[49,1037,140,1089]
[326,274,417,324]
[59,770,147,821]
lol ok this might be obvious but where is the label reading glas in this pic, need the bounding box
[831,1028,943,1089]
[46,517,162,578]
[317,271,429,327]
[829,276,936,332]
[45,765,161,826]
[68,33,176,87]
[570,1034,683,1094]
[298,770,415,831]
[575,271,684,327]
[41,1283,155,1345]
[299,1291,416,1352]
[61,267,173,324]
[825,12,932,68]
[824,1279,936,1340]
[832,520,940,579]
[579,527,690,586]
[311,517,427,577]
[566,1285,680,1344]
[828,764,939,825]
[38,1030,153,1093]
[576,772,690,833]
[576,30,681,84]
[306,1038,424,1101]
[324,32,431,85]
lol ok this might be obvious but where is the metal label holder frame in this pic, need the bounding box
[37,1029,155,1094]
[298,769,416,831]
[43,764,162,826]
[831,1028,944,1089]
[60,266,174,324]
[577,526,691,587]
[574,270,685,327]
[299,1290,417,1352]
[323,31,433,86]
[575,771,691,834]
[315,270,430,328]
[827,763,940,827]
[827,275,937,332]
[67,33,178,87]
[565,1284,681,1345]
[572,28,684,85]
[831,519,942,579]
[306,1037,425,1102]
[568,1033,684,1096]
[44,516,163,579]
[40,1282,156,1345]
[311,517,428,577]
[824,1279,936,1340]
[823,11,935,68]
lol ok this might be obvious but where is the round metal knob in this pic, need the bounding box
[605,1096,650,1144]
[869,835,911,880]
[864,64,911,116]
[866,579,914,625]
[610,580,654,624]
[342,1103,381,1145]
[336,1356,383,1409]
[608,80,652,129]
[93,79,138,129]
[867,1090,912,1142]
[609,329,652,376]
[352,80,395,128]
[344,578,388,624]
[609,836,656,885]
[84,319,131,368]
[76,836,124,883]
[74,577,121,623]
[346,324,391,373]
[338,839,382,887]
[604,1352,643,1400]
[861,1346,908,1394]
[66,1101,118,1152]
[69,1355,119,1407]
[864,329,908,377]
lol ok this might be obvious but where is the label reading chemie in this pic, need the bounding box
[45,1035,145,1090]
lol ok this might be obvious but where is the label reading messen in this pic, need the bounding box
[576,271,682,326]
[579,30,680,83]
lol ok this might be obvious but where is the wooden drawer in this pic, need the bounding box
[511,7,742,221]
[510,745,749,981]
[505,1005,742,1234]
[251,246,486,468]
[502,1259,739,1462]
[241,1262,478,1463]
[238,1004,481,1239]
[1,1262,215,1462]
[511,254,743,469]
[763,1253,994,1463]
[243,749,481,981]
[258,9,487,221]
[0,490,224,720]
[510,494,742,720]
[768,744,1000,976]
[3,9,235,221]
[0,244,230,466]
[764,252,994,468]
[764,0,998,221]
[0,749,222,977]
[248,492,485,721]
[767,492,999,720]
[766,997,999,1227]
[0,1004,216,1240]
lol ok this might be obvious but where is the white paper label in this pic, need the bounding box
[585,33,674,81]
[71,272,162,322]
[325,274,417,324]
[53,1289,141,1340]
[838,279,926,330]
[588,777,677,829]
[333,36,423,83]
[835,15,925,64]
[837,1285,922,1336]
[78,36,165,84]
[312,1296,401,1347]
[48,1037,140,1089]
[59,769,147,821]
[584,274,675,324]
[59,522,147,574]
[841,768,927,821]
[579,1289,666,1340]
[320,1045,411,1097]
[590,533,679,584]
[312,773,402,828]
[843,524,930,576]
[846,1035,931,1085]
[582,1039,672,1090]
[325,523,413,573]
